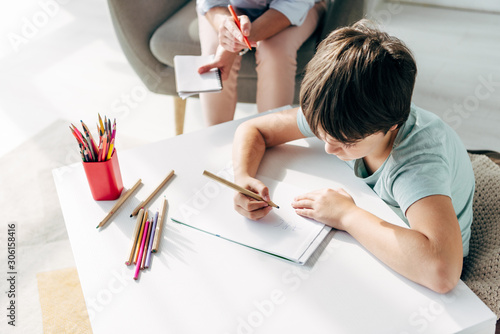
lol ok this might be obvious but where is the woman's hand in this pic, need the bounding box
[233,176,273,220]
[198,45,238,81]
[218,14,255,52]
[292,188,359,229]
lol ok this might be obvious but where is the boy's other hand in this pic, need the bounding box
[292,188,358,229]
[233,176,273,220]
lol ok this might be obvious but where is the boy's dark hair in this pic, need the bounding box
[300,19,417,143]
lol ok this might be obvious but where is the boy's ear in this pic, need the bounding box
[389,124,399,131]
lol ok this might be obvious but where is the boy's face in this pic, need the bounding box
[317,128,393,161]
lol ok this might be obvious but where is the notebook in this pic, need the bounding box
[173,55,222,99]
[171,173,331,265]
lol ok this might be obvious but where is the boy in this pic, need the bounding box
[231,20,474,294]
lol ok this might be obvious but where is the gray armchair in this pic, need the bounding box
[107,0,364,135]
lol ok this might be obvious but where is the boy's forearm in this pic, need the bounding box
[342,208,460,293]
[232,122,267,180]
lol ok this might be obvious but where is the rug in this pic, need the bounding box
[37,267,92,334]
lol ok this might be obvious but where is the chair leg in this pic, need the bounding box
[174,96,186,135]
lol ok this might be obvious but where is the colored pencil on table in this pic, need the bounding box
[152,198,168,253]
[134,220,149,280]
[126,208,144,265]
[145,211,158,266]
[133,210,148,264]
[96,179,142,229]
[130,170,175,216]
[141,219,153,269]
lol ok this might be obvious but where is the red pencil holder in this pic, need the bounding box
[83,151,124,200]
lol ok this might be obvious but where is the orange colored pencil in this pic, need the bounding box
[133,210,148,264]
[228,5,252,50]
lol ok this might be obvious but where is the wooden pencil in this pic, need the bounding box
[130,170,175,217]
[202,170,279,208]
[133,220,149,280]
[152,198,168,253]
[96,179,142,229]
[125,208,144,265]
[133,210,148,264]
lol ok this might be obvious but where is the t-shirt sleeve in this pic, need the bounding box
[296,107,315,137]
[270,0,314,26]
[390,154,452,216]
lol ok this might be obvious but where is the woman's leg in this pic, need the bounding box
[255,4,324,113]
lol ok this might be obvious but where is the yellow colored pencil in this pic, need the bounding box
[106,138,115,160]
[133,210,148,264]
[125,208,144,265]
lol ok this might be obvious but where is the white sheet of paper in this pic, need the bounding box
[171,174,329,264]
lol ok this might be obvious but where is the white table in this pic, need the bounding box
[53,113,496,334]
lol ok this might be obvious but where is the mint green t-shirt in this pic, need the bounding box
[297,104,475,256]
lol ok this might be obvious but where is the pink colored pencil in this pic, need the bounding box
[140,219,152,270]
[134,220,150,280]
[70,124,85,143]
[112,119,116,140]
[70,125,91,158]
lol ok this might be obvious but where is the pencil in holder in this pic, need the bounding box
[83,151,124,200]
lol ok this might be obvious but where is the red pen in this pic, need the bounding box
[227,5,252,50]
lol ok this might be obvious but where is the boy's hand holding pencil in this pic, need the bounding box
[203,171,277,221]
